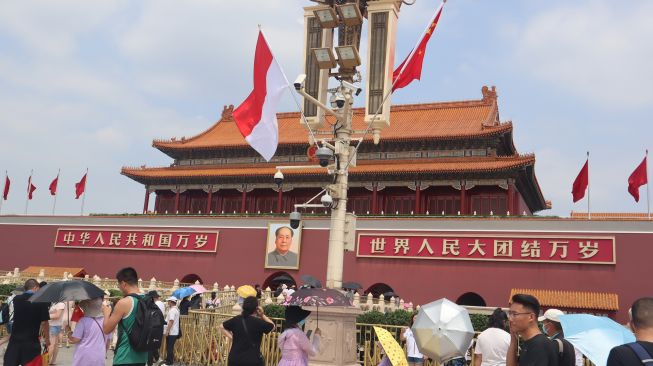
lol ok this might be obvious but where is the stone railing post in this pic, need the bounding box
[389,297,396,311]
[366,293,373,311]
[84,274,90,281]
[63,271,69,281]
[399,299,405,310]
[13,268,19,278]
[93,275,101,286]
[213,282,219,291]
[264,287,273,305]
[68,273,73,280]
[276,294,285,304]
[353,293,360,308]
[378,294,385,313]
[407,302,414,312]
[149,278,156,291]
[38,269,45,282]
[172,279,180,291]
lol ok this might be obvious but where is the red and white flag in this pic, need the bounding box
[232,30,289,162]
[27,175,36,200]
[572,158,589,202]
[75,173,87,199]
[2,174,9,200]
[392,1,445,92]
[628,154,648,202]
[49,174,59,196]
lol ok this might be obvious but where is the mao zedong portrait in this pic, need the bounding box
[266,226,298,268]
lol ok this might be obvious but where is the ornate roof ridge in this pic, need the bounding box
[153,86,500,147]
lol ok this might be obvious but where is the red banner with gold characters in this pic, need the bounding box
[357,233,615,264]
[54,227,218,253]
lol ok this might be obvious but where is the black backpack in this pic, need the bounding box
[119,294,165,352]
[0,302,10,325]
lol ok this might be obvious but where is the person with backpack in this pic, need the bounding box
[0,286,23,348]
[102,267,164,366]
[538,309,581,366]
[607,297,653,366]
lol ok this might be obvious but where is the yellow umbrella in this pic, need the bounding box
[374,326,408,366]
[236,285,257,298]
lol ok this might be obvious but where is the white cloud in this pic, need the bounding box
[512,0,653,108]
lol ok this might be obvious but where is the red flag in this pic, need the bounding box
[628,156,648,202]
[49,175,59,196]
[27,176,36,200]
[392,1,445,92]
[572,159,589,202]
[2,175,9,200]
[75,173,87,199]
[232,31,288,161]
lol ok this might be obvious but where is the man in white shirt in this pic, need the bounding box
[148,291,165,314]
[163,296,180,366]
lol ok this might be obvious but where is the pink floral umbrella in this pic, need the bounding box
[190,284,207,294]
[283,288,351,326]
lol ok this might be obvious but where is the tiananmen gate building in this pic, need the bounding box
[1,86,650,323]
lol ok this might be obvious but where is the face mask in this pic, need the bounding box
[297,319,306,327]
[541,323,549,335]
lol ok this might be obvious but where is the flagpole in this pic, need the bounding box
[80,168,88,216]
[0,170,6,215]
[52,168,60,215]
[25,169,33,215]
[587,151,590,220]
[647,150,650,220]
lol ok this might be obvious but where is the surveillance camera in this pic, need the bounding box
[294,74,306,90]
[334,93,345,109]
[315,146,333,167]
[289,211,302,229]
[342,81,362,96]
[321,192,333,208]
[274,170,284,187]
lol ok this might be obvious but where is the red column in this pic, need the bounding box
[174,188,180,214]
[460,183,467,215]
[277,188,283,213]
[206,187,213,214]
[371,183,378,214]
[240,187,247,213]
[143,187,150,214]
[154,193,160,214]
[415,183,421,214]
[507,183,515,215]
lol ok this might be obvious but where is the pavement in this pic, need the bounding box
[0,343,115,365]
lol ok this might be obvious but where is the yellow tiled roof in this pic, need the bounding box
[510,288,619,311]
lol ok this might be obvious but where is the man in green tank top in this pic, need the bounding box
[102,267,148,366]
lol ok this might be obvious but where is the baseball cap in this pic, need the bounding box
[538,308,565,322]
[166,296,178,302]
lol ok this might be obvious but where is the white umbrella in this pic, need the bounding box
[412,298,474,363]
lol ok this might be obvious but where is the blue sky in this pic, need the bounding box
[0,0,651,217]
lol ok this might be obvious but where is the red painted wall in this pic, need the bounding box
[0,220,645,323]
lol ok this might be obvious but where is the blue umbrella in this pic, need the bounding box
[172,286,196,299]
[559,314,635,366]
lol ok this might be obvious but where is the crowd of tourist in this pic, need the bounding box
[0,266,651,366]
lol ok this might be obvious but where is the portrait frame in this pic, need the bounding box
[264,221,302,270]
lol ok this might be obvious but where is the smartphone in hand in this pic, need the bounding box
[306,329,313,338]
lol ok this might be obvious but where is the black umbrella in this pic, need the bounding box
[300,274,322,288]
[29,280,105,303]
[342,281,362,290]
[382,291,399,299]
[270,274,295,285]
